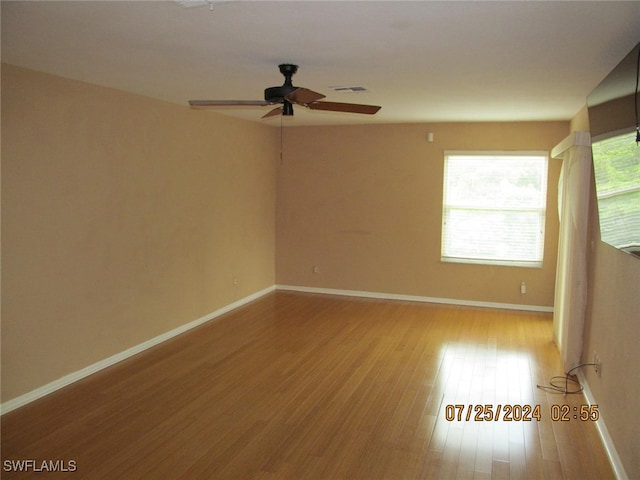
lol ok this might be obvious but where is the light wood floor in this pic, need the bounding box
[2,292,614,479]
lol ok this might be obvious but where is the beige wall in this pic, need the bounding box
[574,106,640,479]
[4,63,638,477]
[276,121,568,307]
[1,65,277,402]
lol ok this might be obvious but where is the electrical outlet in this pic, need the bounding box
[233,276,239,286]
[312,266,320,274]
[593,352,601,377]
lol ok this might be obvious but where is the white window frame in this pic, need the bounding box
[441,151,548,268]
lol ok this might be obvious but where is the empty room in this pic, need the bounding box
[2,1,639,479]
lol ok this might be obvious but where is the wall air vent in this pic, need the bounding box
[175,0,227,8]
[329,86,369,93]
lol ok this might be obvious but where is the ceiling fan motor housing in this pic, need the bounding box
[264,64,298,114]
[264,86,297,103]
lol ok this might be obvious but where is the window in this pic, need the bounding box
[591,130,640,256]
[441,152,548,267]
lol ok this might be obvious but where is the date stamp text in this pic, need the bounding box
[444,404,599,422]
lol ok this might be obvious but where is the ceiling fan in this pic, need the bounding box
[189,64,381,118]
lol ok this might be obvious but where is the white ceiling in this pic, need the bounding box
[2,1,639,126]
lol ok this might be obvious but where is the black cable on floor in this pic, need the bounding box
[536,362,598,395]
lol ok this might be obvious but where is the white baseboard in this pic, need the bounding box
[1,284,551,415]
[0,286,275,415]
[276,284,554,313]
[576,370,628,480]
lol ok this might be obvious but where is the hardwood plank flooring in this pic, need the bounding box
[1,292,615,479]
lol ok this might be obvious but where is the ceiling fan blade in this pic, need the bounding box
[307,101,381,115]
[189,100,272,107]
[262,106,283,118]
[286,88,326,106]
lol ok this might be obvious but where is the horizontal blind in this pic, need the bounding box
[441,153,548,267]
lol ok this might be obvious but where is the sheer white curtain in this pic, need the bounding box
[552,131,592,372]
